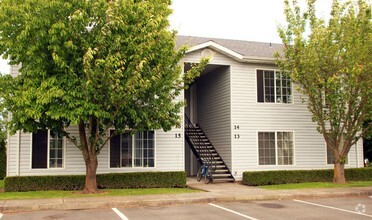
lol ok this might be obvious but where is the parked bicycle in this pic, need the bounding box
[196,159,213,184]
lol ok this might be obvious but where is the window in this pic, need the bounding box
[110,130,155,168]
[326,135,348,165]
[257,70,292,103]
[32,130,64,169]
[258,131,294,165]
[49,131,64,168]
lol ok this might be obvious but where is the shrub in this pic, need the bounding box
[243,168,372,186]
[4,171,186,192]
[0,141,5,180]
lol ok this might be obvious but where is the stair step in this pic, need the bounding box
[212,178,235,182]
[185,118,235,183]
[212,173,234,177]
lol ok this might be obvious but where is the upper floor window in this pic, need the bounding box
[257,70,292,103]
[110,130,155,168]
[32,130,64,169]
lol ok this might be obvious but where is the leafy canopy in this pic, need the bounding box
[277,0,371,158]
[0,0,204,149]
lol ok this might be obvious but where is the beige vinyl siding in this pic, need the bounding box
[197,66,231,169]
[230,63,364,180]
[6,65,185,176]
[7,125,184,176]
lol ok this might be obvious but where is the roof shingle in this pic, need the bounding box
[176,35,283,59]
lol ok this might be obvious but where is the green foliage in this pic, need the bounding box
[276,0,372,167]
[0,0,196,135]
[260,181,372,190]
[243,168,372,186]
[0,0,206,191]
[4,171,186,192]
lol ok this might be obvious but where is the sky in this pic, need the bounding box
[0,0,333,74]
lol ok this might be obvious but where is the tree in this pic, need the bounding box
[0,0,206,193]
[277,0,371,183]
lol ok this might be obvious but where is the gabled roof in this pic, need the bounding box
[176,35,283,64]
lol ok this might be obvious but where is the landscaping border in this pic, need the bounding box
[243,168,372,186]
[4,171,186,192]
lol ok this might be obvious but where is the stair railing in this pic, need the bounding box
[184,114,216,174]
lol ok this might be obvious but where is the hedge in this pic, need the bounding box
[4,171,186,192]
[243,168,372,186]
[0,141,5,180]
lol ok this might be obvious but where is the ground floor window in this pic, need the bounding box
[326,136,348,165]
[110,130,155,168]
[32,130,64,169]
[258,131,294,165]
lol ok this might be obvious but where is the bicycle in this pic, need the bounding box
[196,161,213,184]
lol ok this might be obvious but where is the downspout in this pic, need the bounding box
[355,143,359,168]
[16,130,20,176]
[6,129,10,177]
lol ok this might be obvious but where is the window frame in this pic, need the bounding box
[256,69,293,104]
[109,129,156,169]
[30,130,66,170]
[257,131,295,166]
[325,136,349,165]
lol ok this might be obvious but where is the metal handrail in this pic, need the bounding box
[184,114,216,174]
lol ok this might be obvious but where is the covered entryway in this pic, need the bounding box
[184,63,234,182]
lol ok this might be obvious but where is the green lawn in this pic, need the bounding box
[0,180,198,200]
[259,181,372,190]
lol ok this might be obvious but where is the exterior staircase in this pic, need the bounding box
[185,114,235,183]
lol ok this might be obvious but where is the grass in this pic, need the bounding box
[0,183,198,200]
[259,181,372,190]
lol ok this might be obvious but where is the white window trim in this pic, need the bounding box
[29,130,66,170]
[47,130,65,169]
[325,142,349,165]
[108,129,157,169]
[257,130,295,166]
[255,68,294,105]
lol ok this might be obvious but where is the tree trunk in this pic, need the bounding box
[333,162,346,184]
[82,153,99,193]
[79,120,99,194]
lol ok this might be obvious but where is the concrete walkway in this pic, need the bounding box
[1,178,371,213]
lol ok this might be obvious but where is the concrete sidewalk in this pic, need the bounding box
[1,178,371,213]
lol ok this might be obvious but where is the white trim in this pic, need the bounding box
[229,65,234,176]
[257,130,295,166]
[255,68,294,105]
[16,131,20,176]
[30,130,66,170]
[108,129,156,169]
[29,132,33,170]
[187,41,243,60]
[47,130,65,169]
[187,41,276,64]
[355,143,359,168]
